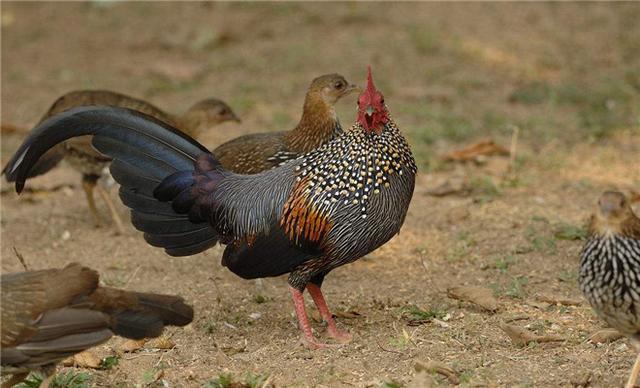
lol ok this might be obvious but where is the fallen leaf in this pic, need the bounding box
[448,286,498,311]
[442,139,509,162]
[500,323,565,347]
[62,350,102,369]
[335,310,362,319]
[526,300,551,310]
[146,337,176,350]
[588,328,623,344]
[119,339,147,353]
[414,360,459,385]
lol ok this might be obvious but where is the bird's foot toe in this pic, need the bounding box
[299,335,336,350]
[328,329,352,343]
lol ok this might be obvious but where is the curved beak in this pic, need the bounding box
[345,84,361,95]
[365,105,375,117]
[228,112,241,123]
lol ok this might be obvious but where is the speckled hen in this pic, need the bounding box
[4,67,416,348]
[579,191,640,388]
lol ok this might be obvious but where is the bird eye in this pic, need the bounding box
[334,81,344,89]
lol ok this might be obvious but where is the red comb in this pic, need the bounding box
[366,66,376,93]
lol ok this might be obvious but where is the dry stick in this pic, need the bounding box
[375,339,404,355]
[260,375,273,388]
[123,265,142,287]
[12,247,28,271]
[509,125,520,175]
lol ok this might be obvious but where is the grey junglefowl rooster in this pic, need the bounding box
[4,67,416,348]
[1,263,193,388]
[580,191,640,388]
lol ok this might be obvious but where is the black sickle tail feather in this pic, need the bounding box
[3,106,219,256]
[155,153,227,223]
[3,144,66,182]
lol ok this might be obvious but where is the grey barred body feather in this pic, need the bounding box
[580,232,640,337]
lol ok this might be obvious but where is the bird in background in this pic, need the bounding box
[579,191,640,388]
[4,67,416,349]
[2,90,240,234]
[1,263,194,388]
[213,73,359,174]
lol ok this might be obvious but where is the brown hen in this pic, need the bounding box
[213,73,358,173]
[1,263,194,388]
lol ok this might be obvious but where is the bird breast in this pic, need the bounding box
[579,234,640,335]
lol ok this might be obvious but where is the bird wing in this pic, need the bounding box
[1,264,98,347]
[213,132,294,174]
[1,307,113,370]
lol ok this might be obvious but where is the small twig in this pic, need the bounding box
[208,275,223,306]
[123,265,141,287]
[375,339,404,355]
[509,125,520,174]
[153,347,173,369]
[123,353,157,360]
[260,375,273,388]
[12,247,28,271]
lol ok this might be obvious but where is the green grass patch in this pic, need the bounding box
[553,222,588,240]
[48,371,92,388]
[509,81,552,104]
[504,276,529,299]
[99,355,119,370]
[493,255,516,273]
[400,305,447,325]
[470,175,502,203]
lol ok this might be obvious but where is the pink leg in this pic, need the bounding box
[289,286,329,349]
[306,283,352,343]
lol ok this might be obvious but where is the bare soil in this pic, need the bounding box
[1,3,639,387]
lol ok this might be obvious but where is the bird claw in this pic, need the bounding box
[328,329,352,344]
[299,335,336,350]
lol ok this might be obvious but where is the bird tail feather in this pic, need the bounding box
[2,106,219,256]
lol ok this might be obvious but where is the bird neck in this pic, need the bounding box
[284,94,340,153]
[588,213,640,240]
[175,111,208,140]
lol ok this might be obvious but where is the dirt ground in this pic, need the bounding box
[1,2,640,387]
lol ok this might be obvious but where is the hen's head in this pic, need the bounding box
[357,67,389,134]
[309,74,359,105]
[590,191,640,237]
[186,98,241,125]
